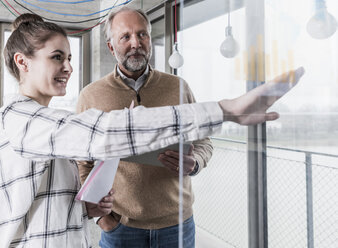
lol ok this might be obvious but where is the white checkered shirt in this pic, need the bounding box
[0,94,222,247]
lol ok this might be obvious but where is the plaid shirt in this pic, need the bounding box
[0,95,222,247]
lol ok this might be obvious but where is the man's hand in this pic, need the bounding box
[218,67,305,125]
[85,190,114,218]
[97,213,120,232]
[158,144,196,176]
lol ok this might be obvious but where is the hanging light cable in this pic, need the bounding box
[168,0,184,69]
[220,0,239,58]
[307,0,337,39]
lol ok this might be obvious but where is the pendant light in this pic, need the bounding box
[168,0,184,69]
[220,0,239,58]
[307,0,337,39]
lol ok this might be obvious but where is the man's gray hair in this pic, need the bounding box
[104,7,152,42]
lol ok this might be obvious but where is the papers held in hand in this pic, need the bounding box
[121,142,192,167]
[76,101,133,204]
[76,158,119,204]
[76,143,191,203]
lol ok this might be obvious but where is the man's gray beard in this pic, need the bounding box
[116,48,152,73]
[123,56,148,72]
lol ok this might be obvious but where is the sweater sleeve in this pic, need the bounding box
[2,98,223,162]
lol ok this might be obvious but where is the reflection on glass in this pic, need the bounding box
[178,4,248,247]
[266,0,338,247]
[175,0,338,246]
[3,31,81,111]
[266,0,338,154]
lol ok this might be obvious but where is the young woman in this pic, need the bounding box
[0,13,303,247]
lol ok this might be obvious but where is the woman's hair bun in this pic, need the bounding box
[12,13,44,31]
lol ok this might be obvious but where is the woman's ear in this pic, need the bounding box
[13,52,28,72]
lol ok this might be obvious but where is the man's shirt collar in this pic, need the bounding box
[117,65,149,92]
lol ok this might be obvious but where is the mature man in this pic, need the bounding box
[77,7,211,248]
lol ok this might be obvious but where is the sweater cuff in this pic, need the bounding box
[190,151,204,176]
[189,161,200,176]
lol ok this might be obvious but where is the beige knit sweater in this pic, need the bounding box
[76,66,213,229]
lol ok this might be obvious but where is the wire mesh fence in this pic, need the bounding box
[193,138,338,248]
[192,140,248,248]
[311,160,338,247]
[267,154,308,248]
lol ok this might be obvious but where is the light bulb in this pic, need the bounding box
[307,9,337,39]
[220,26,239,58]
[169,43,184,69]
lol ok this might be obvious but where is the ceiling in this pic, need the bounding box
[124,0,165,11]
[0,0,244,29]
[0,0,166,28]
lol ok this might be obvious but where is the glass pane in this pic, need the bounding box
[3,31,81,111]
[150,18,165,72]
[266,0,338,247]
[178,2,248,247]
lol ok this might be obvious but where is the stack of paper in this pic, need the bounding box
[76,158,120,204]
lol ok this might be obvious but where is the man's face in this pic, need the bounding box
[108,11,152,73]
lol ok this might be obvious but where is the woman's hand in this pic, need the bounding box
[218,67,305,125]
[85,189,114,217]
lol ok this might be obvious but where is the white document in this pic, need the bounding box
[121,142,192,167]
[76,158,120,204]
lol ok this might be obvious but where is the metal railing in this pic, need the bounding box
[192,137,338,248]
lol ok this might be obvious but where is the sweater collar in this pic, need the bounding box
[111,64,156,90]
